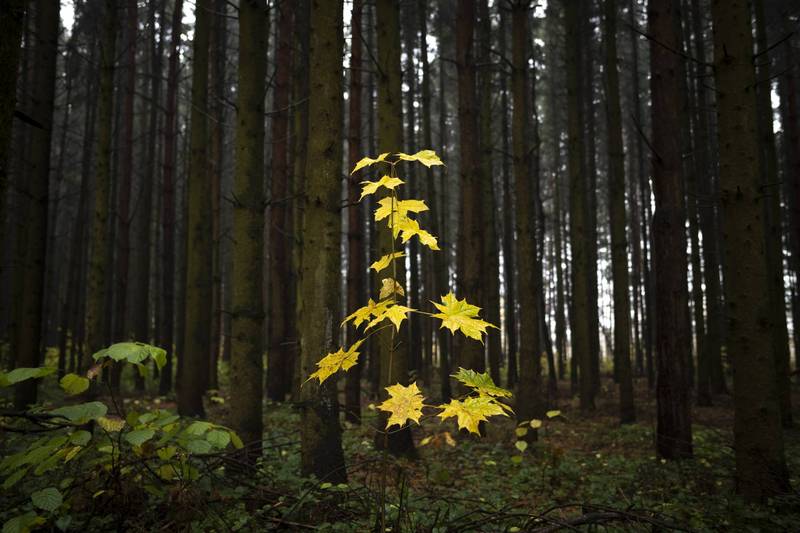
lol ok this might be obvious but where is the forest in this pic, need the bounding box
[1,0,800,530]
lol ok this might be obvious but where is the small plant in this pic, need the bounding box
[306,149,511,434]
[0,342,243,531]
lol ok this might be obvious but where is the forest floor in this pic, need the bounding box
[194,377,800,532]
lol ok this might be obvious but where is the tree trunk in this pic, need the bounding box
[710,0,789,501]
[511,0,543,437]
[159,0,183,396]
[373,0,415,456]
[649,0,692,460]
[229,0,267,460]
[603,0,635,424]
[345,0,364,423]
[12,0,59,408]
[298,0,347,482]
[178,0,212,417]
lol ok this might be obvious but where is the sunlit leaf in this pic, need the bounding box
[546,410,561,419]
[359,175,404,201]
[342,298,391,328]
[432,292,498,342]
[451,367,512,398]
[370,252,405,273]
[437,396,508,435]
[306,339,364,385]
[396,149,444,168]
[59,373,89,396]
[378,382,426,429]
[97,416,126,432]
[350,152,391,174]
[0,367,55,388]
[379,277,405,299]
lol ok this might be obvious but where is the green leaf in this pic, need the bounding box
[2,468,28,490]
[0,367,55,387]
[2,512,45,533]
[151,348,166,370]
[546,410,561,419]
[50,401,108,424]
[69,430,91,446]
[206,429,231,449]
[59,373,89,395]
[93,342,166,369]
[186,438,212,454]
[515,440,528,453]
[229,431,244,449]
[156,446,177,461]
[450,367,512,398]
[31,487,62,513]
[125,429,155,447]
[510,455,523,465]
[185,421,213,436]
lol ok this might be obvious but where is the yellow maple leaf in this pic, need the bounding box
[342,298,390,328]
[374,197,429,222]
[306,339,364,384]
[379,277,405,299]
[437,396,509,434]
[359,175,405,201]
[370,252,405,273]
[350,152,391,174]
[396,149,445,168]
[431,292,498,342]
[378,381,426,429]
[390,216,440,251]
[364,304,412,331]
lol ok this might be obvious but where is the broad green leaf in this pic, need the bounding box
[306,339,364,385]
[2,512,45,533]
[69,430,91,446]
[151,348,167,370]
[156,446,177,461]
[0,367,55,387]
[31,487,62,513]
[97,416,126,432]
[50,401,108,424]
[93,342,166,368]
[206,429,231,449]
[59,373,89,395]
[378,382,425,429]
[379,277,405,299]
[125,429,155,447]
[185,421,213,436]
[451,367,512,398]
[186,438,212,455]
[437,396,508,434]
[396,149,444,168]
[432,292,498,342]
[369,252,405,273]
[359,175,404,201]
[2,468,28,490]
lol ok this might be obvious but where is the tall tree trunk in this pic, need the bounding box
[229,0,267,459]
[565,0,593,410]
[178,0,212,417]
[345,0,364,423]
[455,0,484,383]
[298,0,347,482]
[710,0,789,501]
[649,0,692,459]
[85,0,117,373]
[753,0,792,428]
[604,0,635,424]
[267,1,295,402]
[159,0,183,395]
[478,0,501,387]
[511,0,543,436]
[12,0,59,408]
[373,0,415,456]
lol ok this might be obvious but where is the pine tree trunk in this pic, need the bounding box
[710,0,789,501]
[603,0,635,424]
[159,0,183,395]
[372,0,415,456]
[298,0,348,482]
[229,0,267,459]
[178,0,212,417]
[345,0,364,423]
[650,0,692,459]
[511,0,543,436]
[12,0,59,408]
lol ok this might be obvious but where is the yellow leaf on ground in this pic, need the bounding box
[437,396,508,434]
[359,175,405,201]
[370,252,405,273]
[378,382,426,429]
[396,149,445,168]
[432,292,498,342]
[306,339,365,385]
[379,277,405,299]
